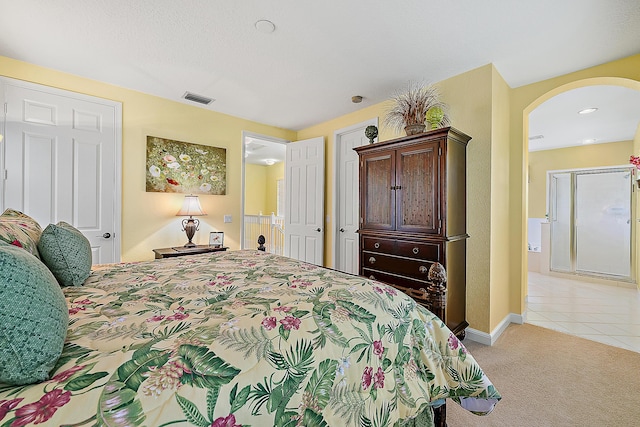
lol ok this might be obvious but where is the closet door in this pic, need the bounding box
[1,78,122,264]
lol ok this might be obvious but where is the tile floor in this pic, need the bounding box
[526,272,640,353]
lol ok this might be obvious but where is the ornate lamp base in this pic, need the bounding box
[181,217,200,247]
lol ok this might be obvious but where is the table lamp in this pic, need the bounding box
[176,195,207,247]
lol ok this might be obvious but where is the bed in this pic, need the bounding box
[0,210,500,427]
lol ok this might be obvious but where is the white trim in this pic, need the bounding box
[0,76,123,262]
[331,118,378,270]
[112,102,123,262]
[240,131,289,249]
[465,313,524,346]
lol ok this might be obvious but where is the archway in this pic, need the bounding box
[520,77,640,320]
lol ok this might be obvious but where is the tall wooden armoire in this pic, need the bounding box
[354,127,470,337]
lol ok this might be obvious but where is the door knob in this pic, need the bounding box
[340,228,345,232]
[102,233,111,239]
[316,228,321,232]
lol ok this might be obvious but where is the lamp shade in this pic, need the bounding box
[176,195,207,217]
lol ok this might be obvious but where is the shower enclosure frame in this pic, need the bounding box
[547,165,636,283]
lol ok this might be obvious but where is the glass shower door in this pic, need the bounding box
[549,173,572,272]
[575,170,631,278]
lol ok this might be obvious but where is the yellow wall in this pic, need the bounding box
[244,164,268,215]
[489,67,512,331]
[243,162,283,216]
[528,141,633,219]
[265,162,284,215]
[509,53,640,317]
[437,65,494,332]
[0,56,297,261]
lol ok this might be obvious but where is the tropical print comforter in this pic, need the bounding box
[0,250,500,426]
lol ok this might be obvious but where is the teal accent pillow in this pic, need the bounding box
[38,222,92,287]
[0,241,69,385]
[0,208,42,259]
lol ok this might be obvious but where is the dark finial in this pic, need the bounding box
[427,262,447,284]
[257,235,266,251]
[364,125,378,144]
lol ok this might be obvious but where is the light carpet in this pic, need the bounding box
[446,323,640,426]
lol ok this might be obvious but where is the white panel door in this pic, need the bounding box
[1,78,121,263]
[335,127,369,274]
[285,137,324,265]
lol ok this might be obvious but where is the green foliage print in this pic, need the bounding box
[96,346,171,426]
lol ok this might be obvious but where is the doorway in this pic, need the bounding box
[241,132,288,251]
[524,80,640,338]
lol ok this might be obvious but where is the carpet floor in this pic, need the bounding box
[446,323,640,426]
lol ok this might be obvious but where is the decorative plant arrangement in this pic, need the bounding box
[364,125,378,144]
[630,155,640,183]
[383,81,450,136]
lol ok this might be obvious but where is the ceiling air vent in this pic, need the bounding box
[183,92,214,105]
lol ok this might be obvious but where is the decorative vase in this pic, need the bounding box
[404,124,426,136]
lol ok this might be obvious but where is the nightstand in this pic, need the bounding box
[153,245,228,259]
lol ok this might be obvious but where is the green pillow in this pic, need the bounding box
[0,208,42,259]
[38,222,92,287]
[0,241,69,385]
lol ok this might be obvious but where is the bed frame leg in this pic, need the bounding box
[433,403,447,427]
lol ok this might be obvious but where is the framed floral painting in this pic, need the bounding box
[146,136,226,194]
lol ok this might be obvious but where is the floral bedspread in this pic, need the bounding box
[0,250,500,426]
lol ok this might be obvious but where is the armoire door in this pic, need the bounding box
[360,151,395,231]
[395,141,440,234]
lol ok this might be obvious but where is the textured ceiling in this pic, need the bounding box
[1,0,639,143]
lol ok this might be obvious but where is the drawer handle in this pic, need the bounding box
[374,242,380,249]
[369,275,376,280]
[368,256,376,264]
[419,265,428,274]
[412,247,419,255]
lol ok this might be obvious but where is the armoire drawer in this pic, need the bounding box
[362,236,395,253]
[362,252,434,280]
[395,240,440,260]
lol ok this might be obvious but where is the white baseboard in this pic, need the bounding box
[465,313,524,346]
